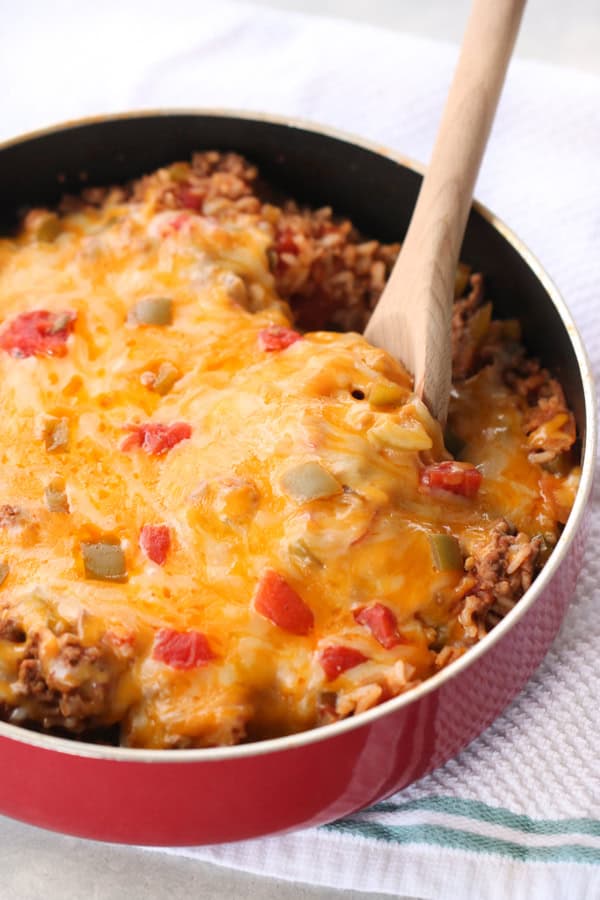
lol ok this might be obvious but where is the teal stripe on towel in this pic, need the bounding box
[367,797,600,837]
[325,819,600,864]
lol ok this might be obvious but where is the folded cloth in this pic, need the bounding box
[1,2,599,898]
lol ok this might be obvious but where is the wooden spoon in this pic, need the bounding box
[364,0,526,423]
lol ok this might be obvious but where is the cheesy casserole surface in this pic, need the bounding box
[0,153,579,748]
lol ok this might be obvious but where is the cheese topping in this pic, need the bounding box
[0,160,578,748]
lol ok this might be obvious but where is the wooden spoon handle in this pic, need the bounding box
[364,0,526,422]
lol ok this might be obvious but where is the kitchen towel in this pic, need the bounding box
[1,2,599,899]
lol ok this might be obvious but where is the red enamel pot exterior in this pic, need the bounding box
[0,112,595,846]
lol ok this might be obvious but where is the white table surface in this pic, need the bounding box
[3,2,598,898]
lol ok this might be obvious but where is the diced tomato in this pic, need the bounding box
[152,628,215,670]
[175,184,205,212]
[353,603,405,650]
[253,569,314,635]
[420,460,482,498]
[319,645,368,681]
[0,310,76,358]
[258,325,302,352]
[275,228,300,256]
[140,524,171,565]
[121,422,192,455]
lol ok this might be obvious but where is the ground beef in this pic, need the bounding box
[9,153,575,741]
[16,654,60,708]
[449,270,576,463]
[451,273,486,379]
[0,616,25,643]
[11,631,117,733]
[504,358,577,463]
[457,520,542,641]
[139,151,260,212]
[273,205,399,332]
[132,151,401,334]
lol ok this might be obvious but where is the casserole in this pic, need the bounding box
[0,111,594,844]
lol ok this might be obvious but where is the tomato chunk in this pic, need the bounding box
[319,646,368,681]
[152,628,215,670]
[0,310,76,358]
[353,603,404,650]
[258,325,302,352]
[121,422,192,455]
[140,524,171,565]
[253,569,314,635]
[175,184,205,212]
[420,460,482,498]
[275,228,300,256]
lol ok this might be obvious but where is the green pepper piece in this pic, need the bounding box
[429,533,463,572]
[131,297,173,326]
[45,483,69,513]
[153,362,181,396]
[288,539,322,568]
[43,417,69,453]
[281,462,342,502]
[81,541,127,582]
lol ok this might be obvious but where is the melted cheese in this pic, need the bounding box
[0,177,577,748]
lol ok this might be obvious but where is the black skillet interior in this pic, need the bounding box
[0,112,586,435]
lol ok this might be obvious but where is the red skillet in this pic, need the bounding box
[0,111,595,845]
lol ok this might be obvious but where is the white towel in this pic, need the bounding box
[1,3,599,898]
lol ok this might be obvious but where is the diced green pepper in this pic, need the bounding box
[131,297,173,326]
[0,563,8,587]
[288,539,321,568]
[369,382,406,407]
[81,541,127,582]
[429,533,463,571]
[281,462,342,502]
[43,417,69,453]
[44,481,69,513]
[153,362,181,396]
